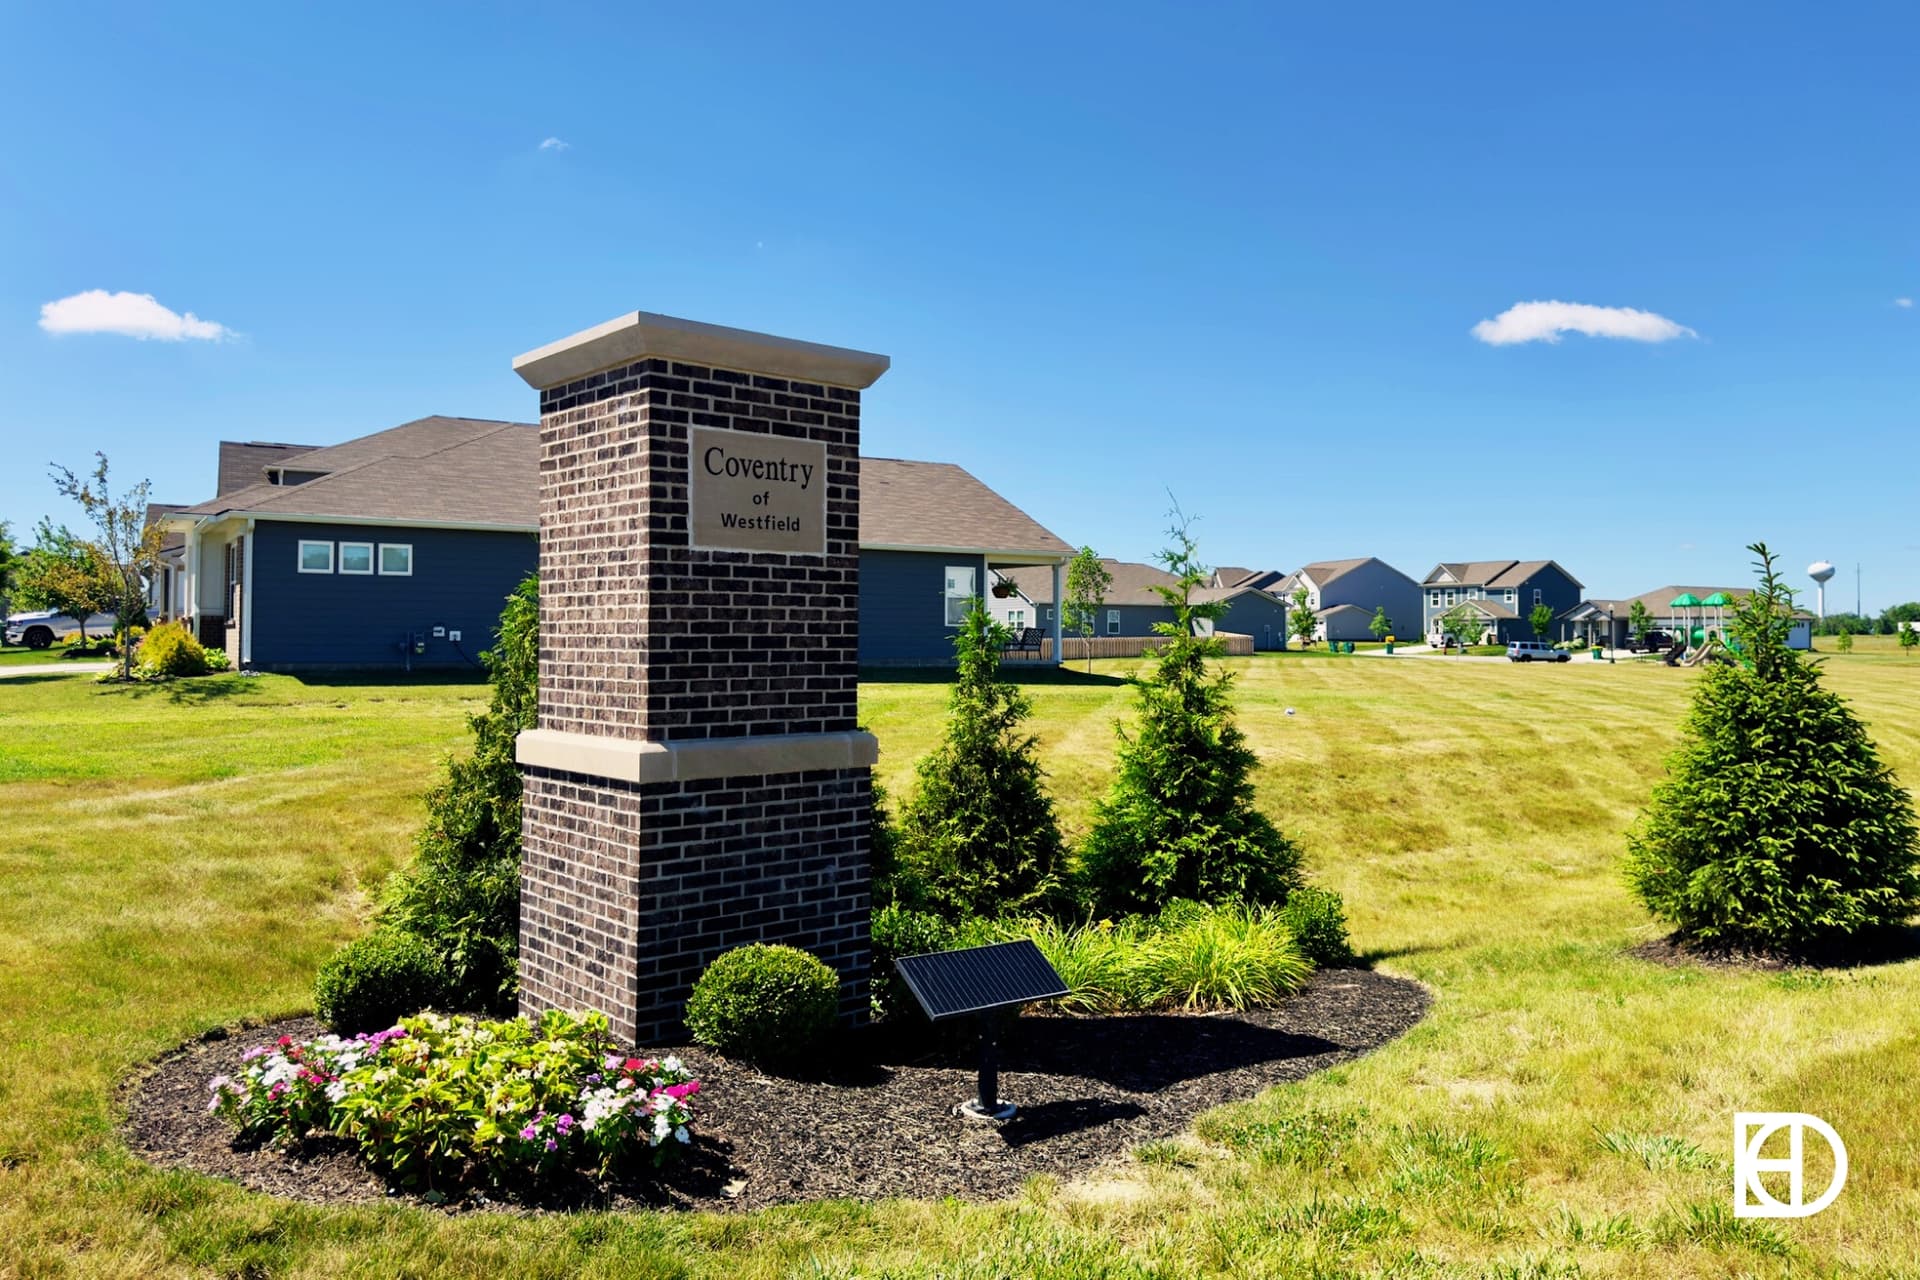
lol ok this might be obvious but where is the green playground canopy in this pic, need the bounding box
[1669,592,1704,607]
[1702,591,1734,606]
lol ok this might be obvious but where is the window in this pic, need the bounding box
[1106,609,1121,635]
[1042,607,1053,623]
[338,541,373,575]
[379,543,414,576]
[1533,588,1543,606]
[1008,609,1026,628]
[297,540,333,574]
[944,565,974,627]
[1429,590,1442,608]
[1445,589,1457,606]
[1504,589,1516,605]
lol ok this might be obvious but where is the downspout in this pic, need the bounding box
[240,518,256,669]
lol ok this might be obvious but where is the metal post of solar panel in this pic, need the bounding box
[892,940,1069,1122]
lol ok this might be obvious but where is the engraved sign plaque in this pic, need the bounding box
[689,425,828,554]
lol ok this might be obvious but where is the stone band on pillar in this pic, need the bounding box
[511,310,889,1044]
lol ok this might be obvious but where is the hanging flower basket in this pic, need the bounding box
[991,580,1019,599]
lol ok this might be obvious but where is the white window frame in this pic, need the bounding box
[1042,607,1053,623]
[1429,590,1442,608]
[1504,589,1516,605]
[1445,589,1457,606]
[1008,609,1026,629]
[338,541,374,576]
[943,564,975,627]
[378,543,414,577]
[297,540,334,574]
[1106,609,1121,635]
[1533,588,1543,606]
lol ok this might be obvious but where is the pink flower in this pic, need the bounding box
[520,1124,537,1141]
[661,1082,700,1101]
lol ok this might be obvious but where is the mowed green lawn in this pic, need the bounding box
[3,644,1919,1278]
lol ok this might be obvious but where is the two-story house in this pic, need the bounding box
[1420,560,1584,645]
[1274,557,1423,644]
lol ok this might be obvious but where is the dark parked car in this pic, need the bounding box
[1625,630,1673,654]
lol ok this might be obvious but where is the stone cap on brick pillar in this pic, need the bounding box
[513,310,891,392]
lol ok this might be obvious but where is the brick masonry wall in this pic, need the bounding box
[533,357,861,743]
[519,347,873,1044]
[520,764,872,1045]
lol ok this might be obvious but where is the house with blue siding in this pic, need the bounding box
[161,417,1071,671]
[1273,557,1423,644]
[1418,559,1585,645]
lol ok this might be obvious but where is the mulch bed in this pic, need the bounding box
[1631,927,1920,972]
[121,968,1427,1213]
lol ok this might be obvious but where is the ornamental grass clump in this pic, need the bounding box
[1625,544,1920,950]
[209,1010,699,1191]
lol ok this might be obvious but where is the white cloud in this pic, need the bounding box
[1470,299,1697,346]
[539,136,570,151]
[38,289,232,341]
[1897,297,1914,308]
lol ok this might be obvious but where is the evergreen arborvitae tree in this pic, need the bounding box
[898,600,1065,920]
[1625,545,1920,949]
[1081,512,1303,915]
[381,575,538,1010]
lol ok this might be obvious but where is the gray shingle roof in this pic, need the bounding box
[217,441,318,495]
[1425,559,1584,590]
[176,420,1070,556]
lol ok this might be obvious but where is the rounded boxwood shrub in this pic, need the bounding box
[685,944,840,1063]
[1276,886,1355,967]
[314,929,450,1034]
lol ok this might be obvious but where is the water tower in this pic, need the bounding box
[1808,560,1836,619]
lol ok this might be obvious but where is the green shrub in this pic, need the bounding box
[685,944,841,1063]
[1625,545,1920,948]
[1277,886,1355,966]
[1081,513,1304,916]
[870,904,956,1022]
[134,619,211,677]
[1129,904,1311,1010]
[380,575,536,1012]
[211,1010,700,1190]
[897,601,1065,920]
[314,929,450,1034]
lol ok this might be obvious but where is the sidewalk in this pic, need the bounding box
[0,662,113,679]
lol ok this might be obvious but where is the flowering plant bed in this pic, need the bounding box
[206,1009,698,1191]
[128,969,1425,1212]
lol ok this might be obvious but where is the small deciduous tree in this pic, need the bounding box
[49,454,166,678]
[1624,544,1920,950]
[1628,599,1653,648]
[1529,602,1555,641]
[898,600,1065,920]
[1061,547,1113,672]
[1368,606,1392,642]
[1288,585,1318,648]
[1836,627,1854,654]
[380,575,538,1012]
[1901,624,1918,656]
[10,519,116,644]
[1081,509,1303,915]
[1440,603,1481,650]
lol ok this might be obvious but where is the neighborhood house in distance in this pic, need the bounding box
[1565,586,1815,650]
[151,416,1074,670]
[1420,560,1585,645]
[1274,558,1423,643]
[991,559,1291,651]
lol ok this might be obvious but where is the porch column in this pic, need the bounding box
[1050,560,1064,665]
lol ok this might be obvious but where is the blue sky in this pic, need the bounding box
[3,2,1915,607]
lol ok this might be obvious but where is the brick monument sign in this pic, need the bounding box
[510,310,890,1043]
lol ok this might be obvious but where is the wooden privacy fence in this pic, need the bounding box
[1008,632,1256,662]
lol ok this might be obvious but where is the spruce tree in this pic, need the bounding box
[1081,512,1303,915]
[898,600,1065,920]
[1625,545,1920,949]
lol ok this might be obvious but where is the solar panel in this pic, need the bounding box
[893,939,1069,1023]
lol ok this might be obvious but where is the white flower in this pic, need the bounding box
[661,1055,684,1075]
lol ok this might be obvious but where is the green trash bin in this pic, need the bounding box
[1343,641,1355,654]
[1384,641,1395,654]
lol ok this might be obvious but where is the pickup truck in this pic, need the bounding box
[3,610,118,649]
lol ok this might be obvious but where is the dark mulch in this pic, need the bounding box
[121,968,1427,1213]
[1631,926,1920,972]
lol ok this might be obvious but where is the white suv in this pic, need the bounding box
[3,610,117,650]
[1506,640,1569,663]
